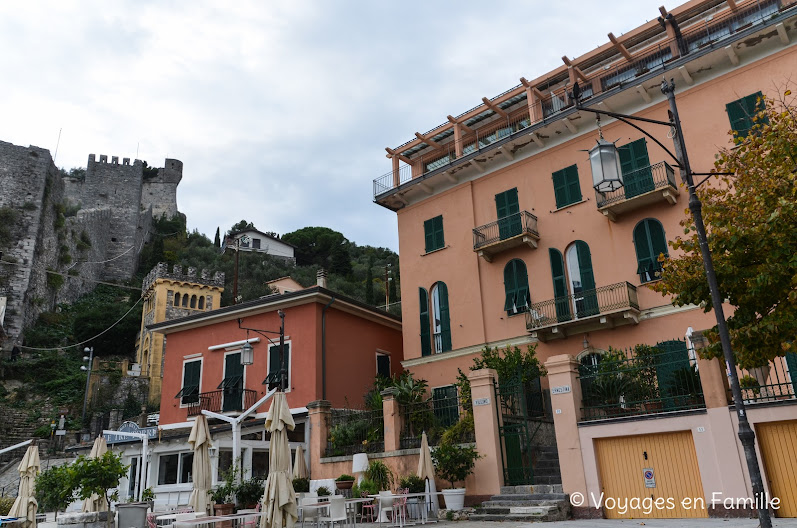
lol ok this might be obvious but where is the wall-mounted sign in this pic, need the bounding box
[473,397,490,406]
[643,468,656,488]
[551,385,571,395]
[105,421,158,444]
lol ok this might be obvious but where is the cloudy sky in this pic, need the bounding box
[0,1,668,252]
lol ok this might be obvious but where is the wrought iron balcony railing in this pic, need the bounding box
[185,388,257,417]
[595,161,677,208]
[473,211,539,252]
[525,281,639,331]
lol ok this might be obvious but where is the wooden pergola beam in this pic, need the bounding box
[608,32,633,61]
[415,132,442,150]
[385,147,412,164]
[447,115,474,134]
[481,97,509,118]
[726,0,738,10]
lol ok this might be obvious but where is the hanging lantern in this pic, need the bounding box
[240,341,254,366]
[589,138,624,193]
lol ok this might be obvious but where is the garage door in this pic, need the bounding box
[756,420,797,517]
[595,431,707,519]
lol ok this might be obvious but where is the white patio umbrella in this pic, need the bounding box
[8,444,40,528]
[188,415,213,516]
[292,445,308,480]
[260,392,298,528]
[417,432,439,517]
[81,436,108,512]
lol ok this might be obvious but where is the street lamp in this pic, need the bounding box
[588,138,624,192]
[81,346,94,430]
[572,79,772,528]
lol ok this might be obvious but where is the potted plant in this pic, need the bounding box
[211,465,238,516]
[399,474,427,518]
[335,474,355,491]
[235,477,264,509]
[431,442,481,511]
[316,486,331,497]
[292,477,310,493]
[141,487,155,510]
[364,461,394,491]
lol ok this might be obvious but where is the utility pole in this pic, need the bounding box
[384,264,391,307]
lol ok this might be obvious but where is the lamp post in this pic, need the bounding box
[573,79,771,528]
[81,346,94,430]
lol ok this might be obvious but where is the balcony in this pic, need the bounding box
[525,282,640,341]
[596,162,679,221]
[472,211,540,262]
[185,388,257,417]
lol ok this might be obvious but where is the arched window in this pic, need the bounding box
[182,294,188,308]
[190,295,197,309]
[198,296,205,310]
[565,241,598,318]
[503,259,530,314]
[634,219,668,283]
[174,293,181,307]
[548,249,571,322]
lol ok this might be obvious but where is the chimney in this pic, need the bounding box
[316,268,328,288]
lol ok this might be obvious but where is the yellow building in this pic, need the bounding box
[136,262,225,404]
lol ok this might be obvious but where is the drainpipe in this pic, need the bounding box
[321,296,336,400]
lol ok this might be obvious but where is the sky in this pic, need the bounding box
[0,0,670,252]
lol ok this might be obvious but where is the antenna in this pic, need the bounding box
[53,128,62,163]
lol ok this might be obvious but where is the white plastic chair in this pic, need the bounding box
[301,496,321,528]
[318,496,346,528]
[378,491,396,525]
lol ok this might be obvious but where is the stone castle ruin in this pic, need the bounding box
[0,139,182,347]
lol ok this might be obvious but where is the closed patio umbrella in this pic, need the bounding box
[417,432,439,517]
[82,436,108,512]
[260,392,298,528]
[292,445,307,480]
[8,444,40,528]
[188,415,212,516]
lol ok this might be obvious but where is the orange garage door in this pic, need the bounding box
[756,420,797,517]
[594,431,707,519]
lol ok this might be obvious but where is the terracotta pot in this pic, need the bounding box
[214,503,235,528]
[335,480,354,490]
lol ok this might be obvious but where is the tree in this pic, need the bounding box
[365,255,374,305]
[71,452,128,528]
[35,464,76,519]
[652,90,797,369]
[214,227,221,248]
[282,227,352,275]
[471,343,546,385]
[228,220,256,234]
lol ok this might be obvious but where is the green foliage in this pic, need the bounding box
[282,227,353,276]
[0,496,15,516]
[228,220,256,234]
[653,90,797,369]
[471,344,546,385]
[292,477,310,493]
[446,510,455,521]
[141,487,155,502]
[235,477,264,507]
[33,424,52,438]
[454,369,472,411]
[71,451,128,515]
[399,474,426,494]
[210,464,238,504]
[141,161,159,179]
[316,486,331,497]
[431,442,481,489]
[35,464,76,514]
[214,227,221,248]
[58,245,72,266]
[365,255,375,305]
[440,413,475,446]
[77,231,92,251]
[22,201,38,211]
[335,474,355,481]
[739,375,761,393]
[46,269,64,290]
[365,460,394,491]
[352,478,379,498]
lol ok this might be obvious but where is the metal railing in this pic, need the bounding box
[579,340,705,421]
[372,0,793,199]
[733,356,797,404]
[595,161,677,207]
[399,397,464,449]
[325,408,384,457]
[186,389,257,417]
[473,211,539,250]
[525,282,639,330]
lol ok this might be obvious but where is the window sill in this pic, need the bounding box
[552,198,588,212]
[421,245,449,256]
[506,310,528,318]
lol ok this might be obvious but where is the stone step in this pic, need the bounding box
[470,502,570,523]
[499,484,563,495]
[483,500,564,508]
[490,493,567,501]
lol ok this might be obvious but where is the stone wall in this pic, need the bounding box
[142,158,182,219]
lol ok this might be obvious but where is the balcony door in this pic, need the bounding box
[496,188,521,240]
[619,138,654,198]
[222,352,244,412]
[566,241,599,318]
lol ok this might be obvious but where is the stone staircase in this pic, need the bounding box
[532,445,563,485]
[470,484,571,522]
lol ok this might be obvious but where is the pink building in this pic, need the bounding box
[374,0,797,519]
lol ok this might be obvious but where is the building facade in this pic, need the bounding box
[136,263,225,404]
[223,229,296,264]
[374,0,797,518]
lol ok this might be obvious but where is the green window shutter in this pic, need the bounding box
[496,188,521,239]
[437,282,452,352]
[565,165,582,203]
[434,216,444,249]
[552,170,568,208]
[727,91,767,139]
[424,219,434,253]
[503,260,517,311]
[619,139,653,198]
[549,249,571,322]
[516,259,530,311]
[575,240,599,317]
[225,353,243,381]
[634,219,668,282]
[504,259,530,313]
[419,288,431,357]
[181,361,201,404]
[269,344,289,376]
[223,353,243,412]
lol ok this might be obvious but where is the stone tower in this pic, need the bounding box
[136,262,225,404]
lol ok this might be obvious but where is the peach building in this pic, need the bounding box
[374,0,797,519]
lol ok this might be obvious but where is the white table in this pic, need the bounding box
[368,493,442,526]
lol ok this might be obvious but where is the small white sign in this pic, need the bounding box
[643,468,656,488]
[555,409,562,414]
[55,430,66,436]
[473,397,490,406]
[551,385,571,395]
[697,426,706,433]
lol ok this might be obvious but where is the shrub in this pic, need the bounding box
[365,460,394,491]
[0,496,15,515]
[399,474,426,494]
[316,486,331,497]
[292,477,310,493]
[235,478,264,507]
[352,478,379,498]
[431,442,481,489]
[335,474,355,481]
